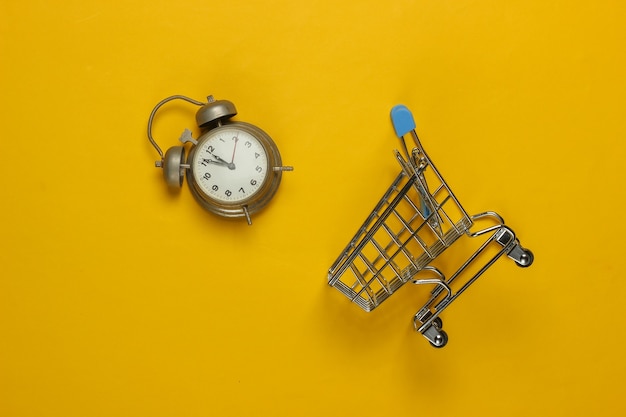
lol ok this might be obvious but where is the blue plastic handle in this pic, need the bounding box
[390,105,416,138]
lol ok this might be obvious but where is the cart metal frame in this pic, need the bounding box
[328,105,533,348]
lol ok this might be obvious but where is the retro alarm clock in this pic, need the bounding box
[147,95,292,225]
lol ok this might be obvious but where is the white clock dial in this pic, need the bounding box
[192,128,269,204]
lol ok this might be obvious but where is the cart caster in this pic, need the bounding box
[505,239,534,268]
[421,317,448,348]
[432,317,443,330]
[429,330,448,348]
[515,249,534,268]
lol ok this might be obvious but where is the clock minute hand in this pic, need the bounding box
[209,153,236,170]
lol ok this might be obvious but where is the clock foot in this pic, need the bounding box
[243,205,252,225]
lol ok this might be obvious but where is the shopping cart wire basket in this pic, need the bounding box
[328,105,533,348]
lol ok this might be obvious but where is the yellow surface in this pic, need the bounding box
[1,0,625,416]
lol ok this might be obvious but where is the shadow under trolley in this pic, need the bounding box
[327,105,534,348]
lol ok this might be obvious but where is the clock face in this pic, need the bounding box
[191,127,269,204]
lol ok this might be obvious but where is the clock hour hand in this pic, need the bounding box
[207,153,236,170]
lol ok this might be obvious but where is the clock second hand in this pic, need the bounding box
[230,136,239,165]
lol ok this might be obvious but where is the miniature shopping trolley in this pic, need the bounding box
[328,105,534,348]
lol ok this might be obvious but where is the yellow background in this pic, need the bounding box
[1,0,625,416]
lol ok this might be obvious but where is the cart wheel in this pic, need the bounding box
[515,249,534,268]
[430,330,448,348]
[432,317,443,330]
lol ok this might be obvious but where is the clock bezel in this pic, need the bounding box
[186,121,284,219]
